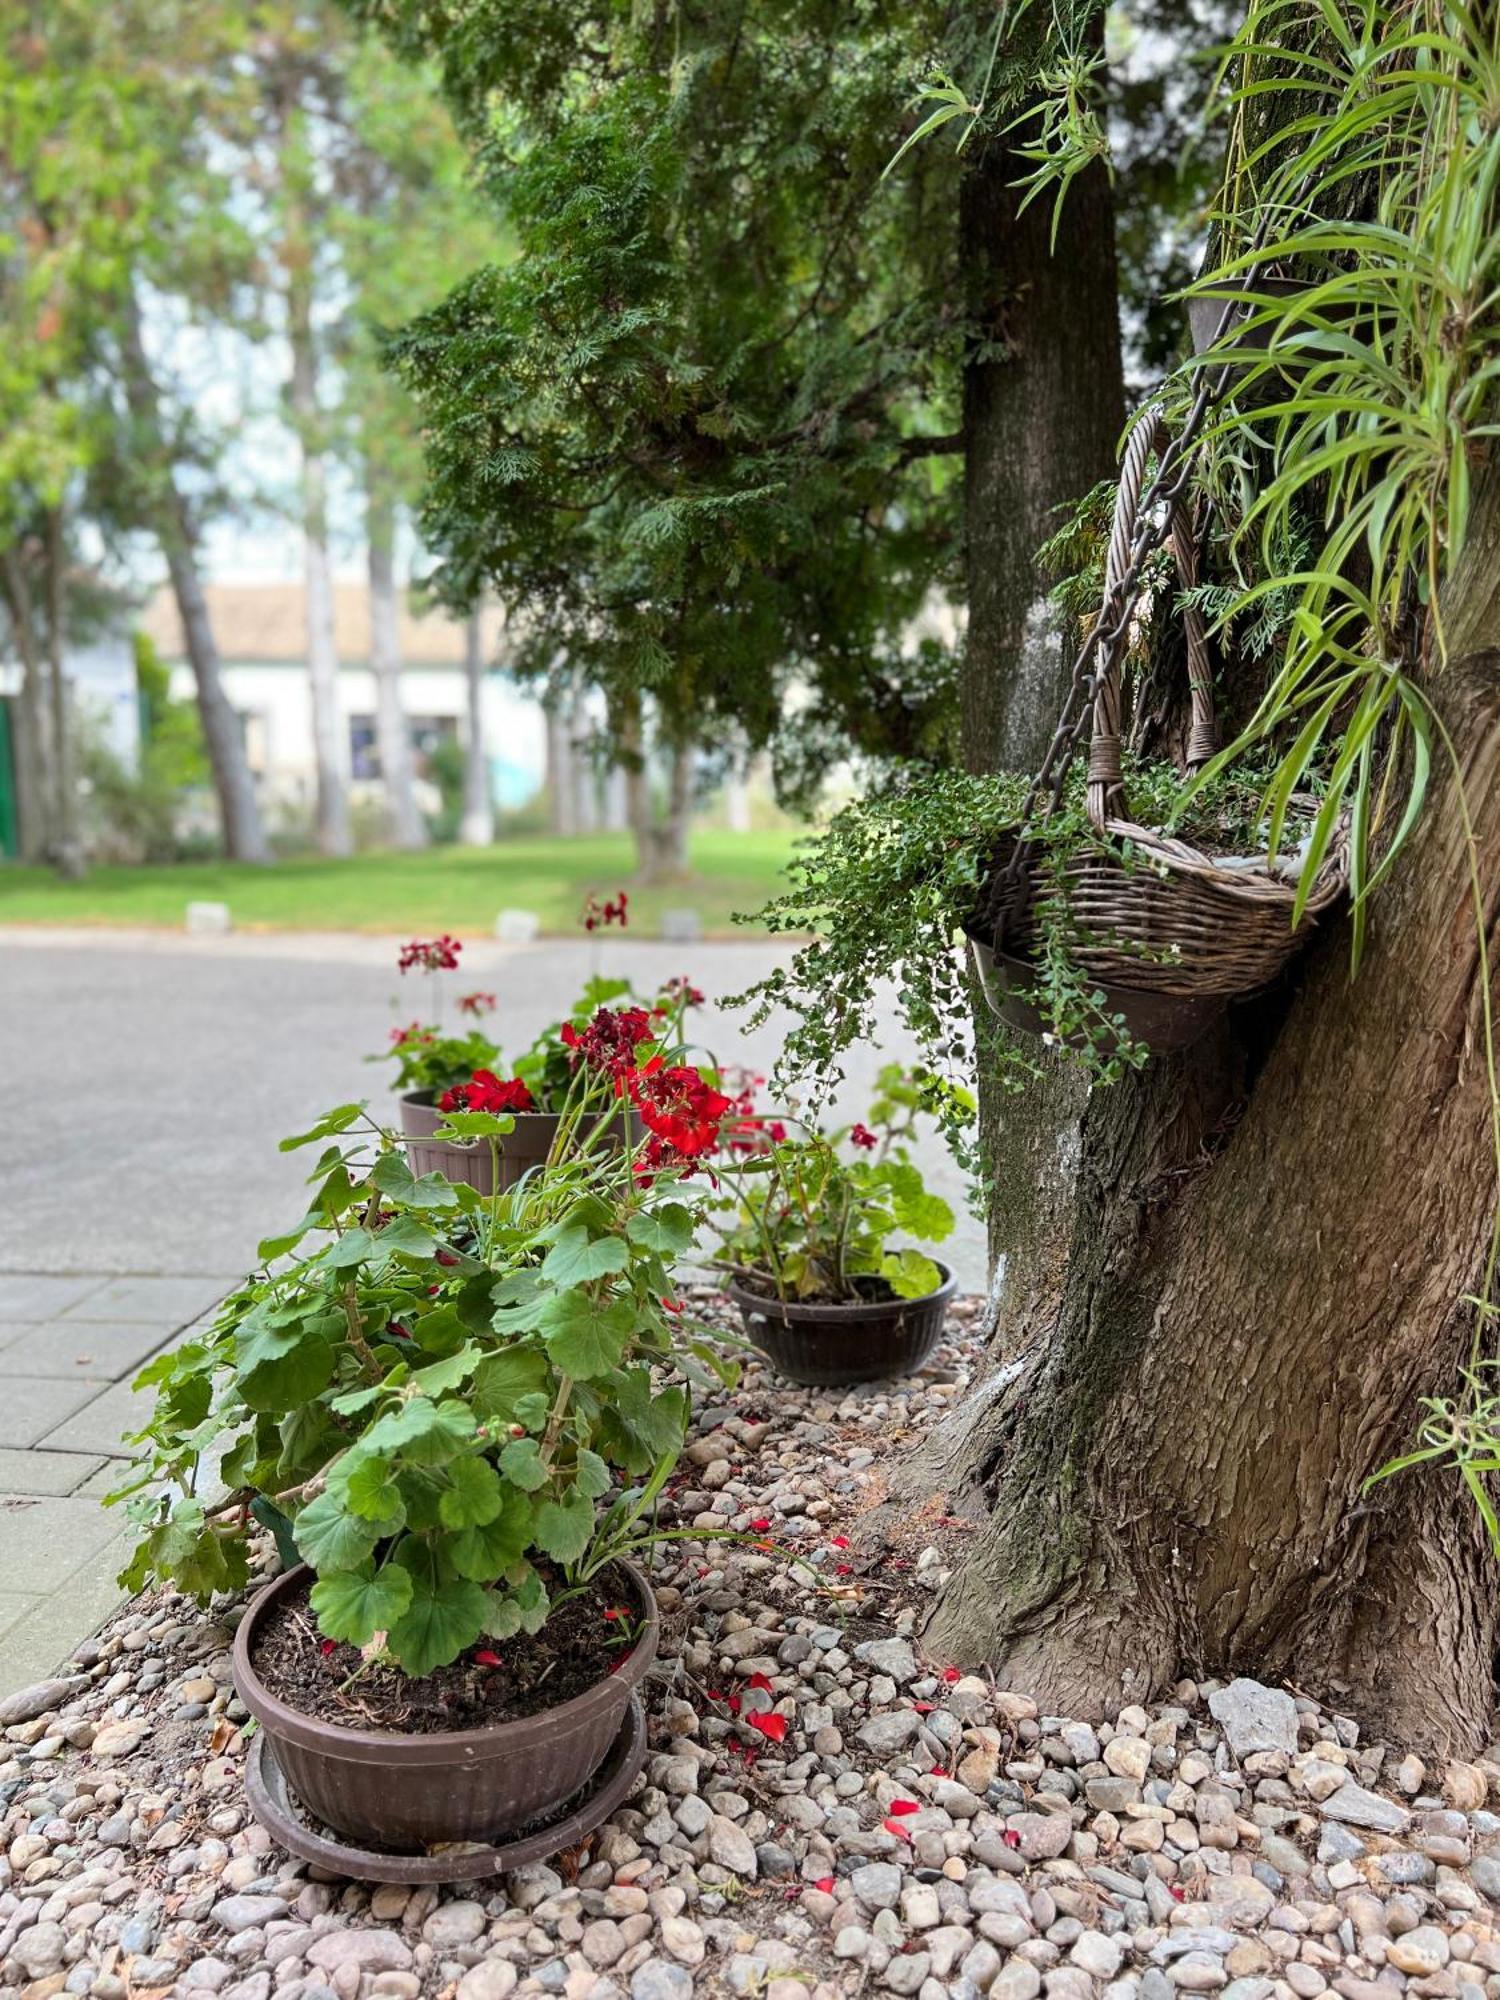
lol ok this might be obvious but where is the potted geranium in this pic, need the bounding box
[711,1064,961,1387]
[113,1055,734,1858]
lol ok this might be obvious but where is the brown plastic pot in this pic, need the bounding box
[232,1559,658,1850]
[965,931,1222,1053]
[724,1262,956,1388]
[399,1092,635,1194]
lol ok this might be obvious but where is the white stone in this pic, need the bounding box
[185,900,232,935]
[494,909,541,942]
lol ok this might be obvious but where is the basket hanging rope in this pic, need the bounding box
[979,407,1345,1011]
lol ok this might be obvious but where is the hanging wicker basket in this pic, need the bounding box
[971,409,1345,1038]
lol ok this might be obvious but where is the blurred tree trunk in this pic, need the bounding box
[41,508,83,877]
[546,701,576,836]
[366,474,427,850]
[1,546,56,863]
[459,608,494,846]
[119,290,269,864]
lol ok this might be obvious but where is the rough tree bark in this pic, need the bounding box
[617,693,693,881]
[120,292,270,864]
[1,546,55,863]
[960,126,1124,1329]
[912,465,1500,1755]
[365,475,427,851]
[459,609,495,847]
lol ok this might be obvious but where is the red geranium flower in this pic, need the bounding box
[662,976,704,1007]
[441,1070,535,1115]
[457,991,497,1016]
[582,891,629,932]
[389,1021,433,1048]
[398,935,462,973]
[562,1006,656,1078]
[850,1123,879,1150]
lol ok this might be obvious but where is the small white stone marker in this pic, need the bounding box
[660,907,702,942]
[494,908,541,943]
[184,901,232,936]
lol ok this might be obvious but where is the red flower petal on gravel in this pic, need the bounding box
[912,1701,935,1713]
[887,1799,919,1816]
[473,1649,502,1668]
[748,1711,788,1743]
[882,1816,914,1841]
[1002,1829,1022,1849]
[749,1517,772,1531]
[747,1671,774,1693]
[318,1640,336,1656]
[814,1877,836,1894]
[830,1535,850,1548]
[727,1693,742,1716]
[941,1666,961,1683]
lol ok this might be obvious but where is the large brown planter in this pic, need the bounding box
[399,1092,635,1194]
[232,1559,658,1850]
[725,1261,957,1388]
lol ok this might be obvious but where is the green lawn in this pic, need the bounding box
[0,829,804,937]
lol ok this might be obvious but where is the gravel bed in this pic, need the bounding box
[3,1294,1500,2000]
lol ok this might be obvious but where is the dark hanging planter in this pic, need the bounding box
[233,1559,658,1856]
[963,925,1223,1053]
[724,1262,956,1388]
[400,1091,636,1194]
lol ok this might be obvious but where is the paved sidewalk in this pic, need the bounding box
[0,1268,235,1692]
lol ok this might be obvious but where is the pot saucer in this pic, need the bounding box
[245,1693,647,1884]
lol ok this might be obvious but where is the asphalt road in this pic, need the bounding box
[0,928,985,1289]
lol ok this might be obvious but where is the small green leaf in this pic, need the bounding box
[293,1488,394,1572]
[439,1455,503,1529]
[541,1228,629,1288]
[572,1448,612,1499]
[499,1436,548,1490]
[333,1452,407,1524]
[279,1103,366,1151]
[309,1565,414,1645]
[386,1544,489,1675]
[472,1346,551,1418]
[532,1485,594,1565]
[625,1203,696,1254]
[365,1397,477,1466]
[412,1345,483,1397]
[448,1489,533,1579]
[539,1291,634,1379]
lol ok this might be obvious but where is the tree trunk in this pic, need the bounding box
[366,477,427,851]
[459,609,495,846]
[42,508,83,878]
[960,127,1125,1321]
[119,291,270,864]
[546,701,576,836]
[916,474,1500,1755]
[1,546,55,863]
[286,245,351,859]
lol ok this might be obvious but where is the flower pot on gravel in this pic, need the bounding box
[233,1558,658,1851]
[724,1260,957,1388]
[399,1091,635,1193]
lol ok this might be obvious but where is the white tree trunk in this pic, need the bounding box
[546,702,576,836]
[458,608,494,846]
[366,482,426,850]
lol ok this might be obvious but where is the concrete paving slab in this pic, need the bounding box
[0,1376,112,1450]
[0,1447,106,1496]
[73,1459,130,1499]
[0,1274,107,1322]
[58,1276,236,1325]
[34,1379,148,1457]
[0,1319,178,1379]
[0,1491,126,1591]
[0,1530,132,1691]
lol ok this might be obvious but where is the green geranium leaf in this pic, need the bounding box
[481,1593,524,1640]
[532,1485,594,1565]
[412,1345,482,1397]
[371,1151,460,1210]
[365,1396,477,1466]
[257,1213,318,1261]
[387,1545,489,1675]
[625,1203,696,1254]
[498,1436,548,1490]
[333,1452,406,1524]
[236,1316,335,1413]
[279,1103,366,1151]
[880,1246,945,1300]
[541,1228,629,1288]
[319,1228,377,1271]
[449,1489,533,1580]
[432,1109,514,1141]
[375,1216,438,1260]
[439,1455,503,1529]
[538,1291,634,1380]
[573,1448,613,1499]
[310,1565,414,1645]
[293,1487,395,1571]
[472,1346,551,1419]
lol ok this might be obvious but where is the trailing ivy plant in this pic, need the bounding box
[112,1066,736,1677]
[736,755,1287,1131]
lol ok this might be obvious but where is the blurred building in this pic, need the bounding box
[138,583,545,820]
